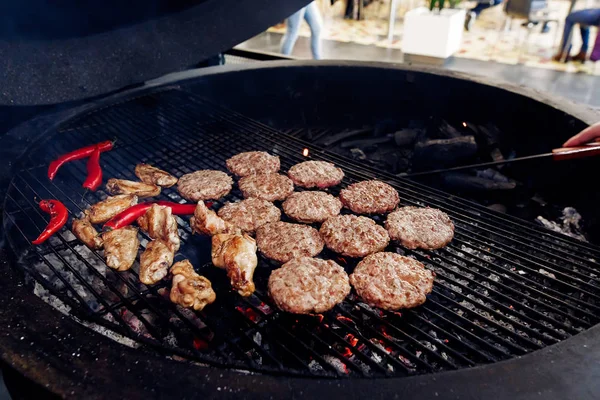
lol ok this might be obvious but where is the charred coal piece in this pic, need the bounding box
[436,120,463,139]
[475,168,514,183]
[441,172,517,192]
[394,129,419,146]
[474,124,504,149]
[340,135,393,149]
[413,136,478,169]
[320,127,373,147]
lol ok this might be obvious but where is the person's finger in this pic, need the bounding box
[563,122,600,147]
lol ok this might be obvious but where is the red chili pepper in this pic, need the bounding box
[32,200,69,245]
[103,201,197,231]
[48,140,113,180]
[82,145,103,191]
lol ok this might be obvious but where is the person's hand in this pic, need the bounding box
[563,121,600,147]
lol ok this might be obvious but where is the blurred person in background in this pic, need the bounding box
[464,0,503,31]
[281,2,323,60]
[553,8,600,62]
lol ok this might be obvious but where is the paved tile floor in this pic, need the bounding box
[237,32,600,108]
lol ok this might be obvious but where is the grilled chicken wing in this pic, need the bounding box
[72,213,103,249]
[139,240,174,285]
[88,194,138,224]
[137,204,180,252]
[170,259,216,310]
[135,163,178,188]
[106,178,161,198]
[212,232,258,297]
[102,226,140,271]
[191,201,239,236]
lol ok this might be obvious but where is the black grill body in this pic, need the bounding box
[1,62,600,399]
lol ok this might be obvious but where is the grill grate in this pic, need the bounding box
[4,88,600,378]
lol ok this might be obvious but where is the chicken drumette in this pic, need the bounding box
[135,163,178,188]
[88,194,138,224]
[106,178,161,198]
[72,213,103,250]
[212,232,258,297]
[170,259,216,310]
[137,204,180,252]
[102,226,140,271]
[139,240,174,285]
[191,201,239,236]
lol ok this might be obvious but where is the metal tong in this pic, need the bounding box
[404,139,600,177]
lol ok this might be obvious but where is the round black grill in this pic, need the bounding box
[4,88,600,378]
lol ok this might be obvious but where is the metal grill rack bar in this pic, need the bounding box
[4,88,600,378]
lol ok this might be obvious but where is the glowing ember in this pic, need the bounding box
[193,337,209,350]
[443,339,449,344]
[257,301,273,314]
[235,306,260,322]
[462,122,467,127]
[391,311,402,317]
[345,333,359,347]
[315,314,324,323]
[336,256,348,265]
[302,148,310,157]
[342,347,353,358]
[336,315,354,324]
[380,325,394,340]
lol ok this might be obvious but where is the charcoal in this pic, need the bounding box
[476,124,503,148]
[476,168,514,183]
[437,120,463,139]
[487,204,508,213]
[394,129,419,146]
[413,136,477,169]
[441,172,517,192]
[340,135,393,149]
[490,148,504,162]
[350,148,367,160]
[320,127,372,147]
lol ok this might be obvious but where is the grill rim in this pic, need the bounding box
[1,61,600,399]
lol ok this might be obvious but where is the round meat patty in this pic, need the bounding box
[320,215,389,257]
[268,257,350,314]
[217,198,281,233]
[385,206,454,250]
[256,221,324,263]
[282,191,343,224]
[339,180,399,214]
[350,252,434,310]
[287,160,344,189]
[177,170,233,201]
[226,151,280,177]
[238,173,294,202]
